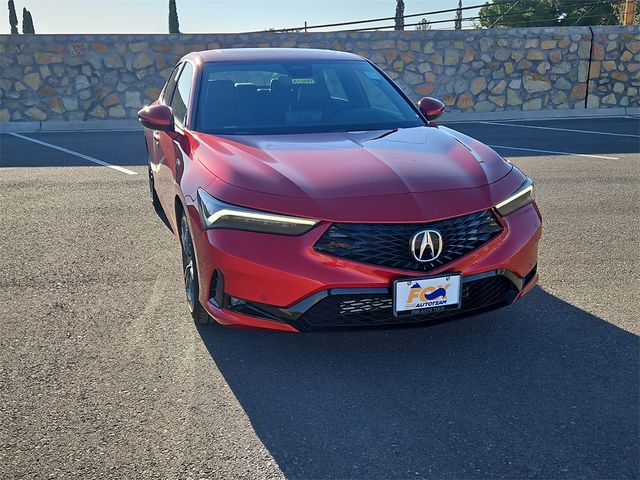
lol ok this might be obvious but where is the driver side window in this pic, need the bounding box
[171,62,194,128]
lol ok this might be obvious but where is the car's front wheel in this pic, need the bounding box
[179,212,214,325]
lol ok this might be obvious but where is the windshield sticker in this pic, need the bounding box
[291,78,316,85]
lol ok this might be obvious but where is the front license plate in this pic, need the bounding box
[393,274,462,317]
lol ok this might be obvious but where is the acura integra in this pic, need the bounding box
[138,48,541,332]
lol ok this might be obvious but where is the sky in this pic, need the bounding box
[0,0,482,34]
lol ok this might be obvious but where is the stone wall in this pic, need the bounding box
[587,28,640,108]
[0,26,638,123]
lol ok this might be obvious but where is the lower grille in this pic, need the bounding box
[296,275,517,330]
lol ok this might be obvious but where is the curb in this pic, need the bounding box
[0,108,638,132]
[0,119,141,133]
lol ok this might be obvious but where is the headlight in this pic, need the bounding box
[495,178,535,216]
[196,189,319,235]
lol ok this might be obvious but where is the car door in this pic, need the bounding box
[150,63,182,210]
[156,61,194,228]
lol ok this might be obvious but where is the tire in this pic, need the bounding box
[148,165,161,210]
[179,211,214,325]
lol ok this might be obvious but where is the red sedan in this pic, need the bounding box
[138,48,541,332]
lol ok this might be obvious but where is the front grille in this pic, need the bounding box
[296,275,517,330]
[314,210,503,272]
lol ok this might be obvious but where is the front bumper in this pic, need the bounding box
[188,202,542,332]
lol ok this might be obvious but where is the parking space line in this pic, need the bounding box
[489,144,619,160]
[480,121,640,138]
[8,132,138,175]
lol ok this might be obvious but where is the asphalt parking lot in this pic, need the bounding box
[1,116,639,479]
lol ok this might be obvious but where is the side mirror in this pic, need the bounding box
[418,97,446,121]
[137,104,174,131]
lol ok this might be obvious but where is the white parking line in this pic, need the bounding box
[489,144,619,160]
[9,132,138,175]
[480,121,640,138]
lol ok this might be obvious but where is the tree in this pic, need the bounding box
[479,0,619,28]
[22,7,34,34]
[455,0,462,30]
[394,0,404,31]
[169,0,180,34]
[8,0,18,34]
[415,18,431,31]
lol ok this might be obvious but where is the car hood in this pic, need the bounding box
[193,126,512,200]
[191,126,524,222]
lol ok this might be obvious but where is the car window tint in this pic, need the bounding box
[197,60,423,134]
[162,64,183,105]
[355,69,403,115]
[171,62,194,128]
[323,69,347,101]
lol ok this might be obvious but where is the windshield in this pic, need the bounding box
[195,60,425,134]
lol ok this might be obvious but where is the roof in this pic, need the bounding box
[183,48,364,64]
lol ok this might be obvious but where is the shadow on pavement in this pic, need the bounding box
[198,287,639,479]
[154,201,173,233]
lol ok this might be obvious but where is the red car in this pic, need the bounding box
[138,48,541,332]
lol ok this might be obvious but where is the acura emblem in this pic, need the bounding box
[410,230,443,262]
